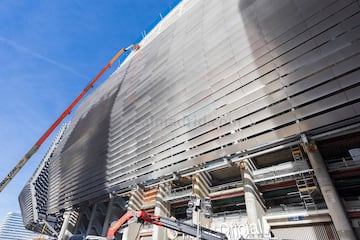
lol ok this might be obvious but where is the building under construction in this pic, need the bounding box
[19,0,360,239]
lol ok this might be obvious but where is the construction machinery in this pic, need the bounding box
[69,210,228,240]
[0,43,140,193]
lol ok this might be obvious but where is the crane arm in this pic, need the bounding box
[0,44,140,193]
[106,210,228,240]
[106,211,134,238]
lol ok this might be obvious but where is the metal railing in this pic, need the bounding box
[253,160,312,183]
[209,181,243,193]
[166,185,193,201]
[212,209,247,219]
[133,0,182,44]
[326,156,360,170]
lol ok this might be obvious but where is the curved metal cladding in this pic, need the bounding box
[48,0,360,212]
[19,183,33,228]
[19,124,68,235]
[47,71,128,213]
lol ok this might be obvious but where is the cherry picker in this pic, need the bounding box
[69,210,227,240]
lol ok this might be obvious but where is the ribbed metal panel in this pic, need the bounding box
[47,0,360,212]
[18,183,33,226]
[46,64,133,212]
[272,223,339,240]
[19,124,68,235]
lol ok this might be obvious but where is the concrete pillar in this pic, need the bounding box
[102,198,114,236]
[303,139,356,240]
[240,162,270,239]
[58,211,72,240]
[122,185,144,240]
[192,172,212,227]
[86,203,98,235]
[153,184,170,240]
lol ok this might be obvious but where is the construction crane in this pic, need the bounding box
[0,43,140,193]
[107,210,227,240]
[69,210,228,240]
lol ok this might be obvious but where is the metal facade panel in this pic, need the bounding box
[272,223,339,240]
[46,0,360,212]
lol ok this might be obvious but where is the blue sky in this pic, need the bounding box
[0,0,176,224]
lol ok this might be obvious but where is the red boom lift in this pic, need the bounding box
[106,210,228,240]
[69,210,228,240]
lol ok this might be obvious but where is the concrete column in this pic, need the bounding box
[102,198,114,236]
[153,184,170,240]
[86,203,98,235]
[58,211,72,240]
[303,140,356,240]
[240,162,270,239]
[192,172,212,227]
[122,185,144,240]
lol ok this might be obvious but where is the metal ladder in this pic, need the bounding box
[296,175,317,210]
[291,145,304,161]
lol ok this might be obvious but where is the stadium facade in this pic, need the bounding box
[19,0,360,239]
[19,124,68,237]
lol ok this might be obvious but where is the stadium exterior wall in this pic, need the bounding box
[19,0,360,239]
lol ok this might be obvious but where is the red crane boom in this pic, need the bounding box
[0,44,140,193]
